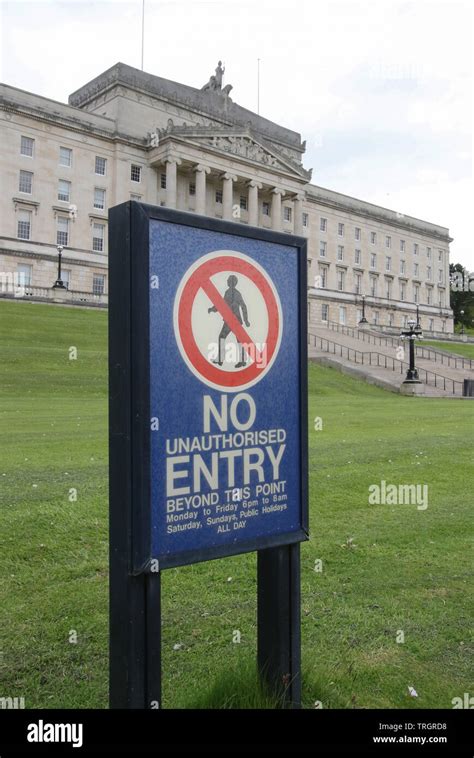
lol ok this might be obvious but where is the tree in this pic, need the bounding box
[449,263,474,330]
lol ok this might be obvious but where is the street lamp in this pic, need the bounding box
[460,309,465,336]
[415,304,420,328]
[400,318,423,385]
[358,294,368,326]
[52,244,66,289]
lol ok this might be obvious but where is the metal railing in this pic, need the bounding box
[323,320,473,371]
[308,332,463,395]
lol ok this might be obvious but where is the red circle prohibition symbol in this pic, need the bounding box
[174,252,282,391]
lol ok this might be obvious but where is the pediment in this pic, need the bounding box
[149,122,311,180]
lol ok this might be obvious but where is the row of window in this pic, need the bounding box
[16,210,106,252]
[315,265,445,305]
[318,303,446,331]
[319,218,444,259]
[15,263,106,295]
[319,242,444,282]
[20,136,143,183]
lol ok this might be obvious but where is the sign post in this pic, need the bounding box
[109,201,308,708]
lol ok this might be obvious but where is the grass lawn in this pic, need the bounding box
[0,299,472,709]
[422,340,474,360]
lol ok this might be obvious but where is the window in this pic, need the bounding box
[216,189,223,204]
[59,146,72,167]
[355,227,361,241]
[414,285,419,303]
[319,266,327,289]
[354,248,361,264]
[385,235,391,248]
[131,164,141,182]
[429,318,434,331]
[337,245,344,261]
[389,313,394,327]
[400,239,405,252]
[357,309,363,323]
[339,306,346,325]
[94,188,106,210]
[57,216,69,246]
[439,292,444,308]
[442,320,446,333]
[262,201,270,216]
[400,282,406,301]
[336,269,345,291]
[414,263,419,277]
[321,304,329,322]
[92,274,105,295]
[370,253,376,269]
[303,212,309,227]
[95,156,106,176]
[320,217,327,232]
[438,249,444,262]
[386,256,391,271]
[438,269,443,284]
[62,269,71,289]
[373,311,379,325]
[20,136,34,157]
[92,223,105,252]
[240,195,248,211]
[400,260,405,274]
[426,287,432,305]
[386,280,392,299]
[19,170,33,194]
[338,222,344,237]
[370,277,377,297]
[160,173,167,189]
[319,241,327,258]
[370,231,376,244]
[427,247,431,259]
[284,206,292,222]
[427,266,432,280]
[413,243,419,255]
[403,315,409,328]
[17,263,32,287]
[17,209,32,240]
[354,273,362,294]
[58,179,71,202]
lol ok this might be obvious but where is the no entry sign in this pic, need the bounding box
[174,251,282,391]
[109,202,308,708]
[109,203,308,571]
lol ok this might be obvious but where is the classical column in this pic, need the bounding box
[165,156,182,209]
[194,164,210,216]
[294,194,305,235]
[248,180,262,227]
[222,172,237,221]
[271,188,285,231]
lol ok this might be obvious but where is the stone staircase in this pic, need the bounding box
[308,322,473,397]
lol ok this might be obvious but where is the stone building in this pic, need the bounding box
[0,61,453,332]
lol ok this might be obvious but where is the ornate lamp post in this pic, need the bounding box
[52,244,66,289]
[400,318,423,386]
[460,309,465,336]
[358,294,368,325]
[416,304,420,328]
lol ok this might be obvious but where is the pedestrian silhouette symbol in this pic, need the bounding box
[208,275,250,368]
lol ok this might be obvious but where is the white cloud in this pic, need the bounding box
[1,0,472,268]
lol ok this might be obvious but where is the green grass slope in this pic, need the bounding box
[0,300,472,709]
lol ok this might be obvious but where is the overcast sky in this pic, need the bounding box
[1,0,472,268]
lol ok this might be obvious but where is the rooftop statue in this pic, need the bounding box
[201,61,232,95]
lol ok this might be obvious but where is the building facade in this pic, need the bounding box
[0,62,453,331]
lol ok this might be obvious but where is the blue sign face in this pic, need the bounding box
[148,219,306,566]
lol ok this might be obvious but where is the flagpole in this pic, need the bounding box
[141,0,145,71]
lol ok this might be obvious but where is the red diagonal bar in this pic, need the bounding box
[201,278,263,365]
